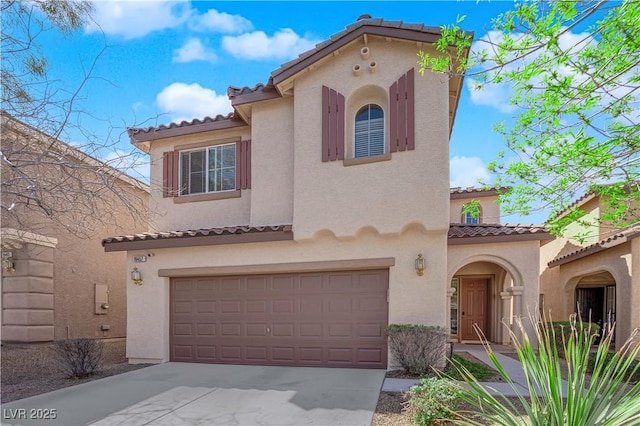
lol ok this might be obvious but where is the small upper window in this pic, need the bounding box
[180,144,236,195]
[354,104,384,158]
[462,204,482,224]
[463,211,480,225]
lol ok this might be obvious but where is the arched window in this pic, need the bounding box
[462,204,482,224]
[354,104,384,158]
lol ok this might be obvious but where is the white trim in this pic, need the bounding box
[178,143,236,196]
[1,228,58,249]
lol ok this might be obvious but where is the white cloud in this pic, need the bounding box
[450,156,491,188]
[189,9,253,33]
[222,29,319,61]
[156,83,231,123]
[467,28,597,114]
[466,79,518,114]
[173,38,217,63]
[86,1,191,39]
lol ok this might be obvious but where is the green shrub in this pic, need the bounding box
[452,317,640,425]
[548,320,601,358]
[408,377,461,425]
[444,354,495,381]
[385,324,448,376]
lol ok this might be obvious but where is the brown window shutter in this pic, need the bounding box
[162,151,179,197]
[322,86,345,162]
[389,68,415,152]
[237,139,251,190]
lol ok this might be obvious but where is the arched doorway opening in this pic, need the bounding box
[449,260,521,344]
[573,271,616,340]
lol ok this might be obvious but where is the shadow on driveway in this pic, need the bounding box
[1,363,385,425]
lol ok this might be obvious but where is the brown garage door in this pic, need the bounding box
[170,269,388,369]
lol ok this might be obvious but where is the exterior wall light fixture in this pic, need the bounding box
[2,252,15,273]
[131,267,143,286]
[415,254,425,276]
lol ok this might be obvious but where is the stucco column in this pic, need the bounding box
[1,230,57,342]
[500,291,512,345]
[446,286,456,335]
[509,285,525,342]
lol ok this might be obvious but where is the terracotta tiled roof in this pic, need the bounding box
[102,225,293,251]
[228,82,270,98]
[449,186,509,199]
[448,223,550,245]
[128,113,243,142]
[270,17,447,84]
[548,225,640,267]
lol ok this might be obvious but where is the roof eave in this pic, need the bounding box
[128,117,248,144]
[271,25,447,86]
[448,232,552,245]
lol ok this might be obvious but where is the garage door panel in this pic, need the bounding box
[220,300,242,313]
[272,299,294,313]
[196,346,216,359]
[173,301,192,313]
[299,323,322,337]
[300,298,322,314]
[246,323,268,336]
[221,323,242,336]
[246,300,268,313]
[272,276,295,291]
[196,323,216,336]
[196,300,216,313]
[170,269,388,368]
[299,275,323,292]
[221,346,242,360]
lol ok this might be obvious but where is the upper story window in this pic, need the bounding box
[180,143,236,195]
[354,104,384,158]
[462,204,482,224]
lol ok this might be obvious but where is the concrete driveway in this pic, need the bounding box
[1,363,385,425]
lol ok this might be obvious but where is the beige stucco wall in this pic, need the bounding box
[540,240,637,348]
[125,228,448,363]
[147,127,251,232]
[449,196,501,224]
[249,97,294,226]
[291,39,450,240]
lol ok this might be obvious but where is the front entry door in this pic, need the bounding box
[460,278,489,341]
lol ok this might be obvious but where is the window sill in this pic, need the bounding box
[173,190,242,204]
[343,153,392,167]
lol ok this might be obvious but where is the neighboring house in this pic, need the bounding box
[103,17,551,369]
[1,113,149,342]
[540,192,640,349]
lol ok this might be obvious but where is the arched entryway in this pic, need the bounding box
[570,271,616,340]
[448,257,524,345]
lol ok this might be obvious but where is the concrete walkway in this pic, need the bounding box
[382,343,569,397]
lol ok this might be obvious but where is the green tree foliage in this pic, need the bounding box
[419,1,640,236]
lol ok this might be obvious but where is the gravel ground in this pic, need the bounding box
[373,352,513,426]
[1,339,151,403]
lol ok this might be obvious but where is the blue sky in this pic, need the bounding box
[36,1,561,223]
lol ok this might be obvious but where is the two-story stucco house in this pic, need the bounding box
[540,191,640,349]
[103,17,550,369]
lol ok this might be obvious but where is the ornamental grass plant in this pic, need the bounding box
[450,315,640,426]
